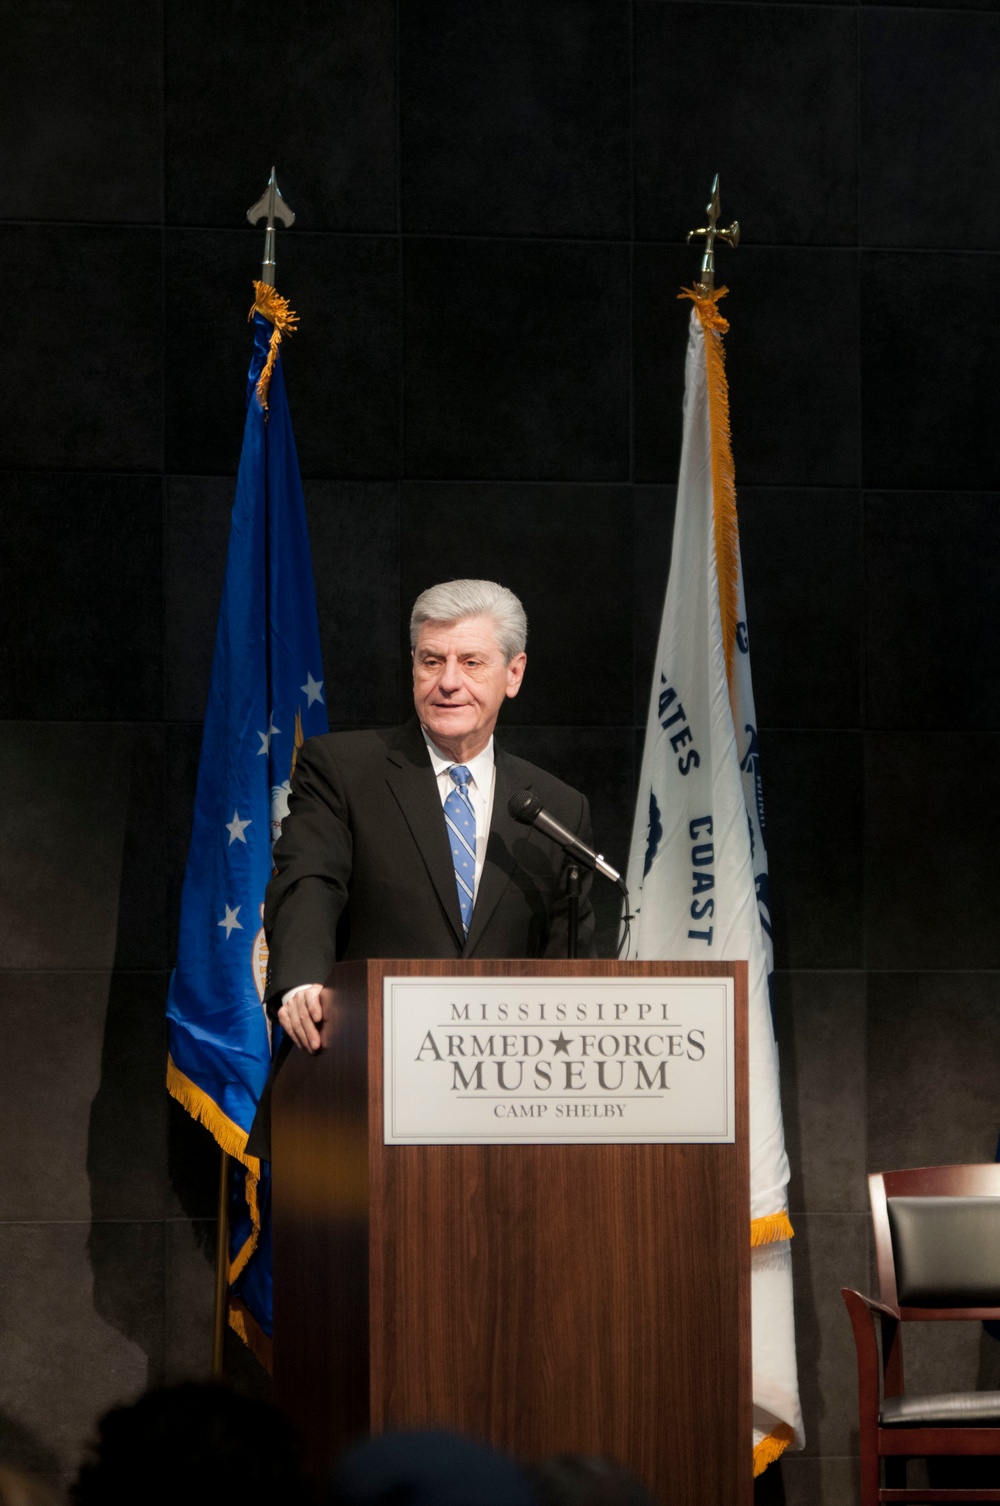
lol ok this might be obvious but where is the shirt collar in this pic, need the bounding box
[421,728,495,787]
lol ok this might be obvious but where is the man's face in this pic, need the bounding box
[412,613,526,759]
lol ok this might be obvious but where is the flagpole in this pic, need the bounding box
[207,170,298,1380]
[686,173,739,292]
[247,167,295,287]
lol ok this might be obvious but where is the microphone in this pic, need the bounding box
[508,789,622,884]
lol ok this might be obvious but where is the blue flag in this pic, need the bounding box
[167,286,328,1355]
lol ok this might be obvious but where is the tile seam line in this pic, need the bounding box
[641,1,991,11]
[16,474,1000,495]
[20,223,1000,255]
[0,1218,214,1226]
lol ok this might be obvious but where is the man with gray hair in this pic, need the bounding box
[264,578,596,1057]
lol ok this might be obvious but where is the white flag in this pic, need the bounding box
[626,291,804,1473]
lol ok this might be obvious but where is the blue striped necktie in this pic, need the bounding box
[445,764,477,935]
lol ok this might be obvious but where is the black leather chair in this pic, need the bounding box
[843,1165,1000,1505]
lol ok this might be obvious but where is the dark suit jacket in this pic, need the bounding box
[263,719,596,1000]
[248,721,597,1159]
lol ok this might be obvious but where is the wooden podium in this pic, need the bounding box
[272,958,750,1504]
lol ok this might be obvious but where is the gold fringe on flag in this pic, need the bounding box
[248,280,300,413]
[228,1295,274,1375]
[753,1423,795,1477]
[679,286,740,690]
[751,1210,795,1247]
[166,1055,262,1273]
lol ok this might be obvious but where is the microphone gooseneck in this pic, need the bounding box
[508,787,632,958]
[507,788,622,884]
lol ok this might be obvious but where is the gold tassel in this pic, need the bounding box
[751,1210,795,1247]
[679,285,740,691]
[248,280,300,413]
[228,1295,274,1374]
[753,1423,795,1477]
[228,1227,256,1285]
[166,1055,263,1268]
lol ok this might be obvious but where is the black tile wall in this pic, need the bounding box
[7,4,1000,1499]
[780,1459,859,1506]
[400,0,630,238]
[0,973,120,1221]
[773,973,867,1218]
[274,235,402,479]
[403,238,630,480]
[164,478,234,723]
[868,973,1000,1172]
[631,243,695,485]
[760,731,865,971]
[861,251,1000,491]
[0,226,162,471]
[165,723,204,967]
[0,723,145,969]
[0,474,163,721]
[632,485,677,724]
[86,972,172,1222]
[0,0,162,222]
[306,481,401,729]
[741,490,863,730]
[865,734,1000,971]
[164,1220,216,1382]
[865,492,1000,731]
[863,0,994,7]
[0,1222,164,1476]
[634,3,858,245]
[164,0,397,233]
[113,727,169,970]
[786,1213,869,1457]
[861,10,1000,250]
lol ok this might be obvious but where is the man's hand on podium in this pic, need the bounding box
[277,983,331,1054]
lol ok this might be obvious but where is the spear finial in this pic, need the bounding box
[247,167,295,287]
[686,174,739,294]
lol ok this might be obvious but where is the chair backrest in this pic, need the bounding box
[870,1165,1000,1316]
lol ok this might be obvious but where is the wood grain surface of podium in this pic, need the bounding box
[272,958,750,1504]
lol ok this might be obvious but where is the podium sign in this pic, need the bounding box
[383,974,734,1144]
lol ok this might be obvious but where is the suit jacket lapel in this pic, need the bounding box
[385,721,465,947]
[464,743,520,954]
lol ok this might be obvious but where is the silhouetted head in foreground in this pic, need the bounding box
[0,1467,60,1506]
[328,1431,535,1506]
[71,1382,305,1506]
[527,1455,659,1506]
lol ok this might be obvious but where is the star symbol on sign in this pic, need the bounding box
[257,719,280,756]
[225,810,252,845]
[551,1031,572,1056]
[218,905,243,939]
[300,671,324,708]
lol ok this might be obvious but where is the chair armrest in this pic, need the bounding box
[842,1287,904,1400]
[847,1290,901,1323]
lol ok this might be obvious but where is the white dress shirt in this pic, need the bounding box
[282,732,496,1004]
